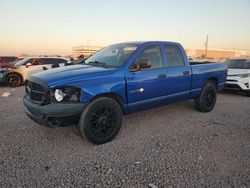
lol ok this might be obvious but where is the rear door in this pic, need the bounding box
[42,58,58,69]
[57,59,68,67]
[163,44,192,102]
[125,45,168,112]
[43,58,67,69]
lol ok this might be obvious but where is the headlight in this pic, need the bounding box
[54,89,65,102]
[51,87,81,103]
[238,73,250,78]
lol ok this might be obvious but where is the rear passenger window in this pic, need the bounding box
[56,59,67,64]
[164,45,185,67]
[42,58,56,65]
[41,58,49,65]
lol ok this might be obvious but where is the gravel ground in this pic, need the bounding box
[0,86,249,188]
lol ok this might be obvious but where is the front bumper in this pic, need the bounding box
[225,76,250,91]
[23,96,85,127]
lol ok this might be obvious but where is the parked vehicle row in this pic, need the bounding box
[0,57,71,87]
[0,68,6,85]
[23,41,227,144]
[0,56,19,68]
[1,42,249,145]
[225,57,250,96]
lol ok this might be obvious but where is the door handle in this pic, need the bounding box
[158,74,167,78]
[183,71,190,75]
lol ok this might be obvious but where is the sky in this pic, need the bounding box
[0,0,250,56]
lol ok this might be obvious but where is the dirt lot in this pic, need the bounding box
[0,86,249,187]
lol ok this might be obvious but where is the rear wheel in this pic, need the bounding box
[78,97,122,144]
[6,74,22,87]
[195,82,217,112]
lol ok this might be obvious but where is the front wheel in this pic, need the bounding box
[6,74,22,87]
[78,97,122,144]
[195,82,217,112]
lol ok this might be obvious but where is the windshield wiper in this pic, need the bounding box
[87,61,108,67]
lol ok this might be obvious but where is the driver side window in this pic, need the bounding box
[131,45,163,70]
[29,58,41,66]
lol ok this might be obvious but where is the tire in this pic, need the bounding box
[6,74,22,87]
[78,97,122,144]
[245,91,250,97]
[195,82,217,112]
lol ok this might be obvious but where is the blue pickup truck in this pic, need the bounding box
[23,41,227,144]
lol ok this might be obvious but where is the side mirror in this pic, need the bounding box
[26,63,32,68]
[138,58,151,69]
[131,58,151,72]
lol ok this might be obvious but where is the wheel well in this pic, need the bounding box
[206,78,218,89]
[6,72,23,82]
[89,93,124,111]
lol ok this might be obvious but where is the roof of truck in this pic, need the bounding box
[229,57,250,60]
[114,41,181,46]
[24,56,69,59]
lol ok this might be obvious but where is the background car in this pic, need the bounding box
[0,56,18,68]
[5,57,71,87]
[225,57,250,96]
[188,56,195,61]
[0,68,7,85]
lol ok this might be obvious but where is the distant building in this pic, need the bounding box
[72,45,249,61]
[72,45,103,59]
[186,48,250,60]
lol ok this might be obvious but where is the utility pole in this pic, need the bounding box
[204,34,208,58]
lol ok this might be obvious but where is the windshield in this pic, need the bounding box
[226,59,250,69]
[85,44,137,67]
[14,58,30,66]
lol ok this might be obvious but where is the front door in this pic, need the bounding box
[23,58,44,80]
[125,45,168,113]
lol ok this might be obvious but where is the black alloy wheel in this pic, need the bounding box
[89,106,118,139]
[78,97,122,144]
[204,90,216,109]
[195,81,217,112]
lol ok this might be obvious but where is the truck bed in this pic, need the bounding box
[190,62,227,97]
[189,60,217,65]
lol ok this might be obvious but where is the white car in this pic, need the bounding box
[225,57,250,96]
[5,57,71,87]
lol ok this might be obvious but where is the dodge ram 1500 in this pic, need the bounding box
[23,41,227,144]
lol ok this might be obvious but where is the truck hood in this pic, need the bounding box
[31,64,117,87]
[228,68,250,76]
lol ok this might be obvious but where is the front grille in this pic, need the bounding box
[30,92,43,101]
[225,84,241,90]
[26,81,49,104]
[226,79,237,82]
[27,81,45,92]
